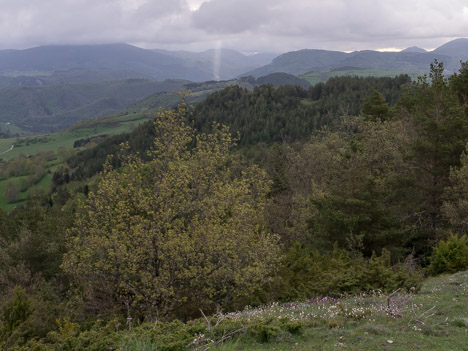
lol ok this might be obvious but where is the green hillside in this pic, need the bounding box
[254,72,310,88]
[433,38,468,59]
[194,271,468,350]
[0,111,154,210]
[0,111,153,161]
[0,78,186,133]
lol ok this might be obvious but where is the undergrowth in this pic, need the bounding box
[5,271,467,351]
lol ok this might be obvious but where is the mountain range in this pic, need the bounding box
[0,39,466,87]
[0,44,276,83]
[0,38,467,135]
[243,38,468,78]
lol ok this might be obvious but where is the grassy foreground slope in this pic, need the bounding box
[24,271,466,350]
[208,271,468,350]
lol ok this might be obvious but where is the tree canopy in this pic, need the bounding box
[62,103,279,320]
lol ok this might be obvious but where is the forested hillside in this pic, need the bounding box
[65,74,410,180]
[0,79,187,133]
[0,61,467,350]
[191,74,410,146]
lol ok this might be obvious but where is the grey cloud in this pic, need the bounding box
[191,0,280,34]
[0,0,466,52]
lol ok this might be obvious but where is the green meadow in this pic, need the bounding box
[206,271,468,351]
[0,111,153,210]
[0,112,152,161]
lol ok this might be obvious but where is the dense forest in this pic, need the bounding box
[65,74,411,180]
[0,61,468,350]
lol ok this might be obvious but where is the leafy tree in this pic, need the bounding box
[442,145,468,235]
[63,104,279,320]
[450,60,468,107]
[399,60,468,251]
[361,89,390,121]
[262,116,414,256]
[1,287,31,336]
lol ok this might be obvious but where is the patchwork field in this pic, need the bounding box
[0,111,154,210]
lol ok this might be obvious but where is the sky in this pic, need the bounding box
[0,0,467,54]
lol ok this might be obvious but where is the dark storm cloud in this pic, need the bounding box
[0,0,467,52]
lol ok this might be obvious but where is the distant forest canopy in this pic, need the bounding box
[0,60,468,350]
[191,74,410,146]
[66,74,411,180]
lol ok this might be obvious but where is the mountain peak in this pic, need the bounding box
[401,46,427,53]
[433,38,468,58]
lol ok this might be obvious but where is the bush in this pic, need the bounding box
[429,234,468,274]
[1,287,32,336]
[270,243,423,301]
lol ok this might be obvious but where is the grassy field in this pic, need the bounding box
[200,271,468,351]
[0,87,216,211]
[0,112,152,161]
[0,111,154,210]
[301,69,423,85]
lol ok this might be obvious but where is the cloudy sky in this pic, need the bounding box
[1,0,467,53]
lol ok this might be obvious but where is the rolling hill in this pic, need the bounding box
[153,48,276,80]
[0,69,153,89]
[0,78,187,133]
[0,44,276,84]
[242,38,468,78]
[0,43,213,81]
[433,38,468,59]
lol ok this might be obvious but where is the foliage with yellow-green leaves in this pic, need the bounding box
[62,103,279,321]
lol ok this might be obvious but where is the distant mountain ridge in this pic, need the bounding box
[153,48,276,79]
[401,46,427,53]
[433,38,468,59]
[242,38,468,78]
[0,44,275,83]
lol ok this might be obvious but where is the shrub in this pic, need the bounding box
[429,234,468,274]
[270,243,423,301]
[1,287,31,336]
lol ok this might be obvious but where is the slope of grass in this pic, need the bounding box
[0,112,152,161]
[207,271,468,351]
[0,111,153,210]
[11,271,467,350]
